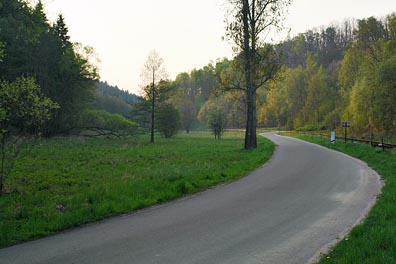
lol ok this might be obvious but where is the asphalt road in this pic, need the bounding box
[0,133,382,264]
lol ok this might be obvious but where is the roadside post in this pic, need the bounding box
[342,121,350,142]
[330,131,336,144]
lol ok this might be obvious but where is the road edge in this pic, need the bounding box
[275,133,384,264]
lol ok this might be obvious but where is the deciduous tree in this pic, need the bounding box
[0,77,59,195]
[173,73,196,133]
[141,50,168,143]
[157,104,181,138]
[207,107,227,139]
[225,0,292,149]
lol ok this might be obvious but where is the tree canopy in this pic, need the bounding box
[0,0,98,135]
[259,13,396,136]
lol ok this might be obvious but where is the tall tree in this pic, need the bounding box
[303,65,329,124]
[141,50,167,143]
[173,72,196,133]
[356,17,386,48]
[53,14,71,50]
[225,0,292,149]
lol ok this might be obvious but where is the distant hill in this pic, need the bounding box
[94,81,142,117]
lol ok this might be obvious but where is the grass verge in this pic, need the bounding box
[0,131,274,248]
[286,134,396,264]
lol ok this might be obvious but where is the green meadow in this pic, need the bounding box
[0,132,274,248]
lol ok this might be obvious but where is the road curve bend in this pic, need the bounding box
[0,132,382,264]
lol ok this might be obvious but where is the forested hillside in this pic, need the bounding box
[94,81,141,117]
[260,14,396,136]
[0,0,142,136]
[163,13,396,138]
[0,0,98,135]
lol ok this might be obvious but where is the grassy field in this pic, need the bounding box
[287,134,396,264]
[0,131,274,248]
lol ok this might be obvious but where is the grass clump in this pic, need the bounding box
[290,135,396,264]
[0,131,274,248]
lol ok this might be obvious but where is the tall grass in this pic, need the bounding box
[0,131,274,248]
[292,135,396,264]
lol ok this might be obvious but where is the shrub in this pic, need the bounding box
[157,104,181,138]
[0,77,58,195]
[207,107,227,139]
[295,124,326,132]
[78,110,140,136]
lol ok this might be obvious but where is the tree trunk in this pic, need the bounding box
[245,89,257,149]
[242,0,257,150]
[150,92,155,143]
[150,70,155,143]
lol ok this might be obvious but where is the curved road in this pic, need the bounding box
[0,133,381,264]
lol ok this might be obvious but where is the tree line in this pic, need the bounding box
[95,81,141,117]
[2,0,395,142]
[0,0,98,135]
[132,55,241,140]
[260,13,396,137]
[1,0,289,146]
[138,12,396,142]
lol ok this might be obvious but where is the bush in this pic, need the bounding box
[295,124,327,132]
[0,77,59,195]
[207,107,227,139]
[157,104,181,138]
[78,110,140,136]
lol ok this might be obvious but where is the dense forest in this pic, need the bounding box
[260,14,396,137]
[95,81,141,117]
[1,0,396,139]
[163,13,396,138]
[0,0,98,135]
[0,0,140,136]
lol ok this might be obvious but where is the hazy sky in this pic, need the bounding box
[43,0,396,94]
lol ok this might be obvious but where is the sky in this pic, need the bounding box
[42,0,396,95]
